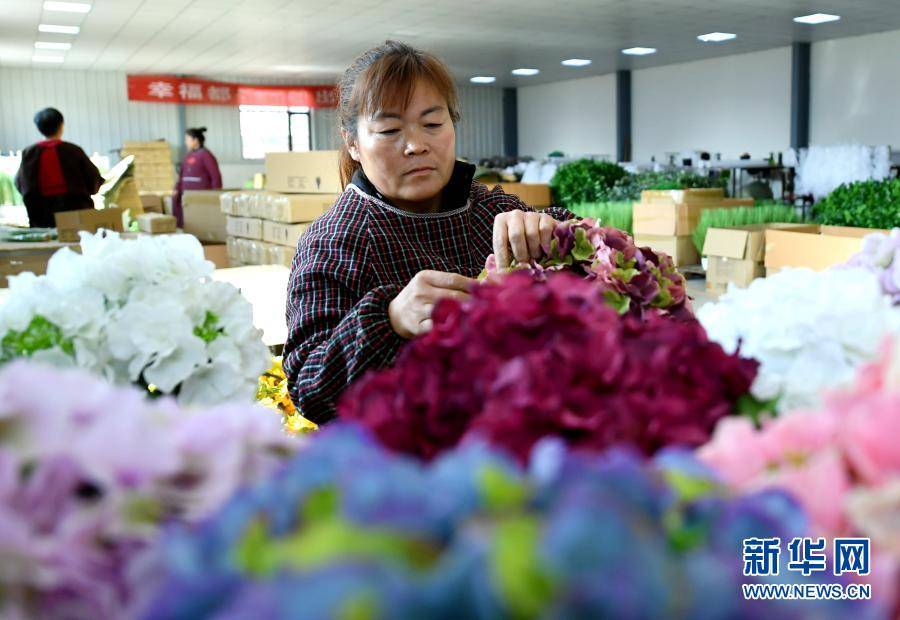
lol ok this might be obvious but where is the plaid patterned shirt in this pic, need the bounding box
[284,162,572,423]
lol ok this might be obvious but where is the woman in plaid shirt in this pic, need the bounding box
[285,41,572,423]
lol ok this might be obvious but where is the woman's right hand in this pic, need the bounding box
[388,270,475,339]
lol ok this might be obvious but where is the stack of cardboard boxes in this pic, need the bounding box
[223,151,342,268]
[632,189,730,267]
[120,141,175,192]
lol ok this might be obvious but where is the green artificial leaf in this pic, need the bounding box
[491,516,555,619]
[0,315,75,362]
[652,286,673,309]
[612,267,640,283]
[736,394,779,426]
[123,495,164,525]
[302,487,340,522]
[234,518,275,576]
[663,509,708,554]
[338,592,380,620]
[480,466,528,512]
[270,519,438,572]
[571,228,595,262]
[603,290,631,315]
[663,470,719,504]
[193,311,224,343]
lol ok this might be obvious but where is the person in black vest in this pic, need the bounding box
[15,108,103,228]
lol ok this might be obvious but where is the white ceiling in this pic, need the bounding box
[1,0,899,86]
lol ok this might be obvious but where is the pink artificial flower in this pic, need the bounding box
[699,411,851,535]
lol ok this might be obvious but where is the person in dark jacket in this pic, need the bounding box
[173,127,222,227]
[283,41,573,423]
[15,107,103,228]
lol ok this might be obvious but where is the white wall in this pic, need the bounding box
[0,67,181,159]
[811,29,900,149]
[517,75,616,159]
[633,47,792,162]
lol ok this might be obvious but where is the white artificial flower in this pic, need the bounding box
[698,267,900,413]
[0,233,267,406]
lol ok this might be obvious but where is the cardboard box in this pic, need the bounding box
[226,216,263,240]
[703,223,821,262]
[202,243,229,269]
[706,257,765,292]
[106,177,143,214]
[265,151,342,194]
[633,188,726,236]
[268,193,338,222]
[139,192,165,214]
[703,224,820,289]
[183,190,228,243]
[722,198,756,207]
[55,207,125,243]
[0,241,79,282]
[764,225,886,274]
[267,243,295,267]
[490,183,552,208]
[137,213,177,234]
[633,234,699,267]
[263,221,310,247]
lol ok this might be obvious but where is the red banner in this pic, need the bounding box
[126,75,338,108]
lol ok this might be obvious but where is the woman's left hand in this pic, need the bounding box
[492,210,557,269]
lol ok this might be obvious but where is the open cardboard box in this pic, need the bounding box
[703,223,819,292]
[55,207,125,243]
[765,225,886,274]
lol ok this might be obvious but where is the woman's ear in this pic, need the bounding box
[341,129,360,162]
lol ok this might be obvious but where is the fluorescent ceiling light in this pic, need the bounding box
[793,13,840,24]
[698,32,736,42]
[562,58,591,67]
[622,47,656,56]
[33,55,65,63]
[35,41,72,50]
[511,68,539,76]
[470,76,496,84]
[43,1,91,12]
[38,24,80,34]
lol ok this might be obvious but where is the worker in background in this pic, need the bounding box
[173,127,222,227]
[15,107,103,228]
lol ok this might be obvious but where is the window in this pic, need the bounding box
[239,105,310,160]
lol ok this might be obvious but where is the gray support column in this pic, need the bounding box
[616,70,632,163]
[502,87,518,157]
[791,42,811,149]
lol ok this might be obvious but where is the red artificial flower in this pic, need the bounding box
[339,272,756,463]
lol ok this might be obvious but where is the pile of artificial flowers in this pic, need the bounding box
[0,231,270,405]
[0,361,299,619]
[140,425,868,620]
[483,218,690,319]
[340,272,756,462]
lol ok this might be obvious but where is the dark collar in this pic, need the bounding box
[351,160,475,212]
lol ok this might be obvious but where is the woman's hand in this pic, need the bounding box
[492,210,557,269]
[388,270,475,339]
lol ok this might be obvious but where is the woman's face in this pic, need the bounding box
[349,80,456,209]
[185,135,200,151]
